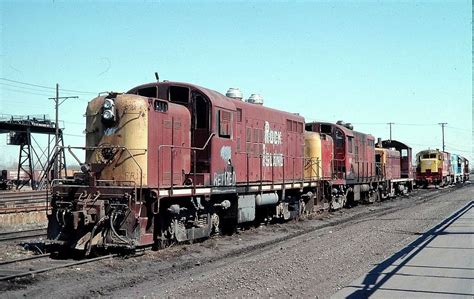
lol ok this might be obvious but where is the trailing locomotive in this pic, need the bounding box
[47,80,416,255]
[461,156,470,181]
[378,139,415,197]
[450,154,470,183]
[415,149,451,187]
[415,149,470,187]
[305,121,414,207]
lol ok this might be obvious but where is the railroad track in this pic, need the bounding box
[0,253,117,282]
[0,228,47,243]
[0,185,467,283]
[0,190,49,214]
[133,184,469,278]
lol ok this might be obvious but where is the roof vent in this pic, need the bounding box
[246,94,264,105]
[225,88,243,101]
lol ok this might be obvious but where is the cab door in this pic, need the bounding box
[211,108,236,187]
[190,91,211,174]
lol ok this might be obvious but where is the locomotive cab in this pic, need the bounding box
[129,82,240,188]
[382,139,414,179]
[131,83,213,177]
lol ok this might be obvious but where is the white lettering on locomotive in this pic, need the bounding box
[264,121,282,145]
[213,171,236,186]
[262,121,284,167]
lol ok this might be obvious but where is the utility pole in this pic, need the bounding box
[387,122,394,141]
[439,122,447,152]
[49,84,78,179]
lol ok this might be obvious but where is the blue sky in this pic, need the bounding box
[0,0,472,167]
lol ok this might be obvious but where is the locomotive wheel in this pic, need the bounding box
[367,190,380,203]
[302,195,315,216]
[330,195,346,210]
[299,199,306,217]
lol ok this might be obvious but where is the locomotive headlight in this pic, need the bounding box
[103,99,115,109]
[102,109,115,120]
[102,98,116,123]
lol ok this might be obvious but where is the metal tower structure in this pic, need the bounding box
[0,114,66,190]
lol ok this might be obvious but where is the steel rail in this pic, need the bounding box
[0,191,46,199]
[0,229,47,242]
[0,228,46,236]
[0,198,46,204]
[0,254,50,266]
[0,254,116,281]
[0,206,49,214]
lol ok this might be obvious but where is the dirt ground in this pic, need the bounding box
[0,184,472,298]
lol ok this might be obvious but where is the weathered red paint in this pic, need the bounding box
[146,98,191,187]
[305,122,376,184]
[381,139,414,180]
[320,134,333,179]
[128,81,305,189]
[383,149,401,180]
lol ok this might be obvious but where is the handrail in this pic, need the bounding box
[57,145,145,201]
[304,157,324,180]
[332,158,346,180]
[157,133,215,194]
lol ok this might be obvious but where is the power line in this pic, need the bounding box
[396,123,437,127]
[445,144,472,152]
[352,122,439,127]
[445,141,472,148]
[0,77,55,90]
[0,82,84,98]
[0,77,98,95]
[445,125,473,132]
[402,141,438,147]
[0,82,57,94]
[350,122,386,125]
[60,87,98,95]
[1,86,55,97]
[2,86,90,103]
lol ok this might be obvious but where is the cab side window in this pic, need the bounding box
[347,137,353,153]
[218,110,232,138]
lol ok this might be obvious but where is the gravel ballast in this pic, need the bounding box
[1,185,471,298]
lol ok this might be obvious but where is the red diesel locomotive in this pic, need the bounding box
[48,81,314,253]
[305,121,414,207]
[47,80,414,254]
